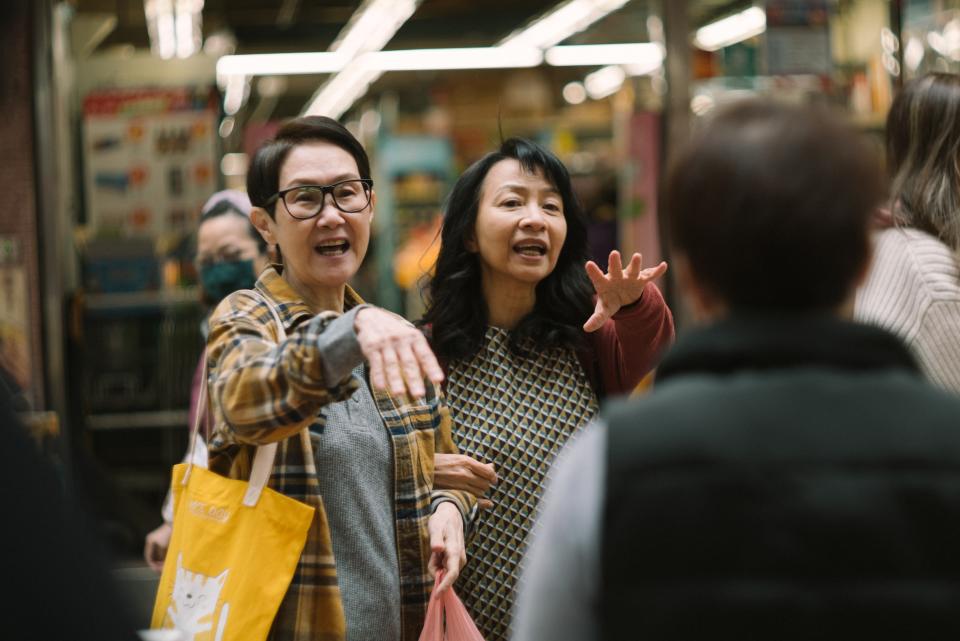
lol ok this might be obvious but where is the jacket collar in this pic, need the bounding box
[657,312,920,383]
[254,265,364,330]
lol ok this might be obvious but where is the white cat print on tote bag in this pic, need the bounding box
[165,554,230,641]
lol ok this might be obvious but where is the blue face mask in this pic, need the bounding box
[200,259,257,304]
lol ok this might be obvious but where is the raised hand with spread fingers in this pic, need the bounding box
[583,250,668,333]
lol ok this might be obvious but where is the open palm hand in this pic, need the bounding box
[583,250,668,332]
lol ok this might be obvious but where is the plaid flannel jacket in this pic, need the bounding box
[205,266,475,641]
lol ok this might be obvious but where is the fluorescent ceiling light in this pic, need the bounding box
[545,42,662,67]
[302,0,421,118]
[332,0,418,59]
[304,60,383,119]
[928,18,960,61]
[145,0,176,59]
[904,36,924,71]
[174,0,203,59]
[694,6,766,51]
[563,81,587,104]
[223,74,249,116]
[220,153,248,177]
[623,58,662,76]
[585,64,626,99]
[370,46,542,71]
[500,0,630,50]
[301,44,542,118]
[217,52,346,77]
[221,42,660,78]
[145,0,203,60]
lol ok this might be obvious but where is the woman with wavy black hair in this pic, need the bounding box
[421,137,674,640]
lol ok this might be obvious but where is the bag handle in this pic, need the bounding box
[183,288,291,508]
[182,353,210,484]
[244,290,319,500]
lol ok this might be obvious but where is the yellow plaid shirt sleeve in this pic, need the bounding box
[206,289,360,446]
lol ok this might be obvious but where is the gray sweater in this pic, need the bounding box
[311,309,402,641]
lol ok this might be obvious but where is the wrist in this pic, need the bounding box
[432,500,464,528]
[352,304,373,331]
[434,500,459,516]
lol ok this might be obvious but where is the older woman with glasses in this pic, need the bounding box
[204,115,475,641]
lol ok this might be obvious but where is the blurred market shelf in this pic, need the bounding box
[84,287,200,311]
[87,409,189,430]
[109,468,170,491]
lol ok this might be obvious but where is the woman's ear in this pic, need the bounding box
[368,190,376,225]
[250,207,277,245]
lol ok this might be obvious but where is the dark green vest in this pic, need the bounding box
[600,316,960,640]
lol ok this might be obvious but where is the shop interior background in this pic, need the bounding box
[3,0,960,626]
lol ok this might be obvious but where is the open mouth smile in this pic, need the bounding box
[513,240,547,257]
[315,239,350,256]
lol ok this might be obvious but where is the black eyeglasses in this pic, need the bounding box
[267,178,374,219]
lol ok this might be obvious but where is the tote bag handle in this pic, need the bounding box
[182,289,290,507]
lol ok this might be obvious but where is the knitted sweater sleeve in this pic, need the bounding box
[585,282,675,397]
[855,228,960,395]
[912,300,960,393]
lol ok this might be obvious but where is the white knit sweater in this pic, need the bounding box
[855,227,960,394]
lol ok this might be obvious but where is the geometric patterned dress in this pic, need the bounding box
[446,327,599,641]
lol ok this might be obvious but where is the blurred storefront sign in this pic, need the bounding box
[82,87,218,241]
[765,0,833,75]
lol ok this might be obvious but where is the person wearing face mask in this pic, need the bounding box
[142,189,271,571]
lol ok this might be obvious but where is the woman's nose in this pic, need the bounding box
[315,196,346,228]
[519,204,547,230]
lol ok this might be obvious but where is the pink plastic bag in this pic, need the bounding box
[418,574,486,641]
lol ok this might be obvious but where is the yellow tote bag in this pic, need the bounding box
[151,296,315,641]
[150,441,314,641]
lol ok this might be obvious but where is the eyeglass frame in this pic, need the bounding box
[265,178,375,218]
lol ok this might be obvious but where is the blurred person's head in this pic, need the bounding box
[246,116,375,299]
[665,100,884,321]
[196,190,270,305]
[424,137,594,362]
[886,72,960,250]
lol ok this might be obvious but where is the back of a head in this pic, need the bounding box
[886,72,960,250]
[666,100,884,313]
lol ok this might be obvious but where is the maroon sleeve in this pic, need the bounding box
[585,282,675,396]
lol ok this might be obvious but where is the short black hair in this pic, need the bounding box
[199,200,267,254]
[246,115,371,218]
[666,100,884,311]
[422,137,594,363]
